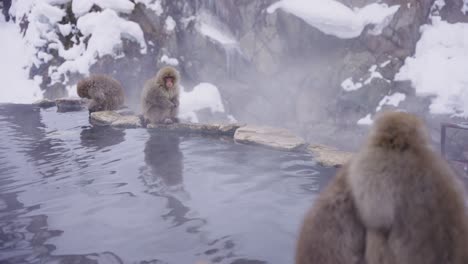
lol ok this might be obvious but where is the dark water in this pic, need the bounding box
[0,104,335,264]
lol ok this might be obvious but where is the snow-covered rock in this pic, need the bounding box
[396,17,468,117]
[267,0,399,39]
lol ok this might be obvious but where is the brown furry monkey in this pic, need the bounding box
[348,111,468,264]
[295,165,366,264]
[77,75,125,113]
[141,66,180,125]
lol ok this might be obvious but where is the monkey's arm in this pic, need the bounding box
[88,89,106,104]
[146,88,175,109]
[170,96,179,107]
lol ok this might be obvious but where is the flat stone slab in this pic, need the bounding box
[307,144,354,167]
[90,111,142,128]
[33,99,56,108]
[147,122,240,137]
[234,125,306,151]
[56,98,86,112]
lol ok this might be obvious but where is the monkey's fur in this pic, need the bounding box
[141,66,180,124]
[348,111,468,264]
[295,165,366,264]
[77,75,125,113]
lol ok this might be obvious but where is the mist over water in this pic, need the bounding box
[0,104,334,264]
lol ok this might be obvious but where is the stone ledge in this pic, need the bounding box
[33,99,56,108]
[89,110,352,166]
[90,111,142,128]
[307,144,354,167]
[147,123,241,137]
[55,98,87,112]
[234,125,306,152]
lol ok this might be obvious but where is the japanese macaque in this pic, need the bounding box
[348,111,468,264]
[295,165,366,264]
[77,75,125,113]
[141,66,180,125]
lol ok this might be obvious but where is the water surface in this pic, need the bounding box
[0,104,335,264]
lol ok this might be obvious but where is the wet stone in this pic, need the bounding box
[307,144,354,167]
[90,111,142,128]
[147,122,241,137]
[33,99,56,108]
[55,98,86,112]
[115,107,135,116]
[234,125,306,152]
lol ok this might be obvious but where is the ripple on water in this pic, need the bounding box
[0,104,336,264]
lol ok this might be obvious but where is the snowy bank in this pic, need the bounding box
[0,20,42,103]
[267,0,400,39]
[396,17,468,117]
[179,83,226,122]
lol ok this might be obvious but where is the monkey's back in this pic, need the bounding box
[80,75,125,111]
[92,75,124,107]
[351,146,468,264]
[295,166,365,264]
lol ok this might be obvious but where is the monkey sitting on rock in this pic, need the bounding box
[141,66,180,125]
[295,111,468,264]
[77,75,125,113]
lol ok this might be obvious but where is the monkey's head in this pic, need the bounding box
[369,111,429,151]
[77,79,91,99]
[156,66,180,90]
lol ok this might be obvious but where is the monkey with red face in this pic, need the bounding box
[141,66,180,125]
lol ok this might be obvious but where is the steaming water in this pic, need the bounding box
[0,104,335,264]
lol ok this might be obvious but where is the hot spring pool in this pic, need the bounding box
[0,104,335,264]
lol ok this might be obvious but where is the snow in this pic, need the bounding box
[58,23,72,36]
[197,13,237,45]
[463,0,468,15]
[364,65,388,85]
[165,16,176,32]
[135,0,163,16]
[396,17,468,117]
[160,55,179,66]
[267,0,399,39]
[379,60,391,68]
[357,114,373,125]
[179,83,226,123]
[198,22,236,45]
[0,20,43,103]
[376,93,406,112]
[52,9,147,79]
[341,77,363,91]
[342,65,389,91]
[72,0,135,17]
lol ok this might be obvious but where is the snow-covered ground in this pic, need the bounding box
[0,18,43,103]
[396,17,468,117]
[180,83,228,123]
[0,0,229,122]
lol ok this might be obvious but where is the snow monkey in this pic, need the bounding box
[77,75,125,113]
[295,164,366,264]
[141,66,180,125]
[349,111,468,264]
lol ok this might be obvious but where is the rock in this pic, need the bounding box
[115,107,135,116]
[90,111,142,128]
[55,98,86,112]
[147,122,241,137]
[33,99,56,108]
[307,144,354,167]
[234,125,306,152]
